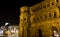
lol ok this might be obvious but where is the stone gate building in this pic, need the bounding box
[19,0,60,37]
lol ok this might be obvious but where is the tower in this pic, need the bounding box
[19,6,30,37]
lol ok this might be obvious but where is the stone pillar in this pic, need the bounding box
[19,6,30,37]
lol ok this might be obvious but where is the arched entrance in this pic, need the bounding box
[51,26,59,37]
[38,29,42,37]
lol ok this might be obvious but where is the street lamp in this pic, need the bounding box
[5,22,9,26]
[4,22,9,30]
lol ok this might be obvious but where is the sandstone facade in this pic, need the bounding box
[19,0,60,37]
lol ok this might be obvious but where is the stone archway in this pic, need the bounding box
[38,29,42,37]
[50,26,59,37]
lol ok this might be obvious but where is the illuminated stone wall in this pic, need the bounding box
[19,6,30,37]
[19,0,60,37]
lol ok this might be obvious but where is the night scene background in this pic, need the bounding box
[0,0,43,26]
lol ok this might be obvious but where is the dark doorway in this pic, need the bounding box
[38,29,42,37]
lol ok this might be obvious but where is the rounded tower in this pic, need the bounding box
[19,6,30,37]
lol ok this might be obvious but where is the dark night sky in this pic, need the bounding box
[0,0,43,26]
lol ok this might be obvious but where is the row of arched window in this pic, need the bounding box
[33,12,57,22]
[40,12,57,20]
[31,0,58,12]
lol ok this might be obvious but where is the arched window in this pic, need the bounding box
[52,2,54,5]
[45,15,47,18]
[43,6,46,8]
[31,8,35,12]
[33,17,39,22]
[24,10,27,12]
[49,13,51,17]
[54,12,56,18]
[41,16,42,19]
[47,4,49,7]
[56,0,58,3]
[24,18,26,20]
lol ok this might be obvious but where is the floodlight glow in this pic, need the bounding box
[54,31,59,37]
[5,22,9,26]
[55,34,59,37]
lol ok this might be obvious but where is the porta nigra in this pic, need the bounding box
[19,0,60,37]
